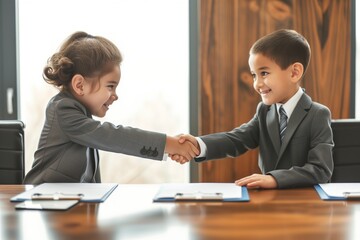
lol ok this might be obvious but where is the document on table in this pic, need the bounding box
[153,183,249,202]
[11,183,118,203]
[315,183,360,200]
[15,200,79,211]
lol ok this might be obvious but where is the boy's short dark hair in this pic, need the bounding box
[250,29,311,74]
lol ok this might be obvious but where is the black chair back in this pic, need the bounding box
[0,120,25,184]
[331,119,360,182]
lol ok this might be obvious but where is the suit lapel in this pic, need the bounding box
[276,93,312,166]
[267,104,281,154]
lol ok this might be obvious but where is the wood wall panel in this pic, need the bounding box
[198,0,352,182]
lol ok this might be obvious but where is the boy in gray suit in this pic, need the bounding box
[171,29,334,189]
[24,31,198,184]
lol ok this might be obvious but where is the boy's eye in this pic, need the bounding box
[260,71,269,77]
[107,85,115,90]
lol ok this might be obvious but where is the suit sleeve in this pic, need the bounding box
[269,106,334,188]
[56,98,166,160]
[195,103,262,162]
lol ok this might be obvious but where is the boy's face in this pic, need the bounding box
[81,65,121,117]
[249,53,299,105]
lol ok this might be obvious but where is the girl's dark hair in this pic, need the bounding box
[43,31,122,90]
[250,29,311,74]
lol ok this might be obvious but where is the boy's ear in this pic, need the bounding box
[290,62,304,83]
[71,74,85,96]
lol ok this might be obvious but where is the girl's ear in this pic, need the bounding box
[290,62,304,83]
[71,74,85,96]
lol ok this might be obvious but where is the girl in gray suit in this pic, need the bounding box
[171,29,334,189]
[24,31,198,184]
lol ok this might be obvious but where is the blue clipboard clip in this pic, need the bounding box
[31,192,84,201]
[343,192,360,199]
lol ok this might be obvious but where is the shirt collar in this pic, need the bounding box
[276,88,304,120]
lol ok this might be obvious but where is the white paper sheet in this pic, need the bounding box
[153,183,242,201]
[319,183,360,197]
[11,183,118,202]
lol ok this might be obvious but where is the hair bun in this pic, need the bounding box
[58,57,74,76]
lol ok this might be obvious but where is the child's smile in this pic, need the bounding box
[249,53,299,105]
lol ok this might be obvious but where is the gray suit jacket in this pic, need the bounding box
[24,91,166,184]
[196,93,334,188]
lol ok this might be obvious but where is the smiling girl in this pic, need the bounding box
[24,32,198,184]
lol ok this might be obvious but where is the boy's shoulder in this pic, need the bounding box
[310,100,330,110]
[298,93,331,113]
[288,91,330,111]
[294,93,331,120]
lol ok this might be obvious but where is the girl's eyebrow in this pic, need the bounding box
[106,80,119,84]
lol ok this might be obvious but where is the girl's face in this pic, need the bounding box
[249,53,299,105]
[81,65,121,117]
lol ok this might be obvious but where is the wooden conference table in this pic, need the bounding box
[0,184,359,240]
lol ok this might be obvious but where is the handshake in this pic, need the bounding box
[165,134,199,164]
[165,134,278,189]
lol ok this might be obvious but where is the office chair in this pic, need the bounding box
[331,119,360,182]
[0,120,25,184]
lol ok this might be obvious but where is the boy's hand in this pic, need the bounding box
[235,174,278,189]
[169,134,199,164]
[177,134,199,149]
[165,135,199,163]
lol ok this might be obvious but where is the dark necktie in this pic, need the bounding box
[279,106,288,144]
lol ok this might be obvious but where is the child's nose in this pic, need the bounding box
[254,77,264,87]
[112,93,118,101]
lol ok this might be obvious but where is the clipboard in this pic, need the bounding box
[153,183,249,202]
[314,183,360,200]
[15,200,79,211]
[11,183,118,203]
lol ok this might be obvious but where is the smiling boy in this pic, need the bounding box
[172,29,334,189]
